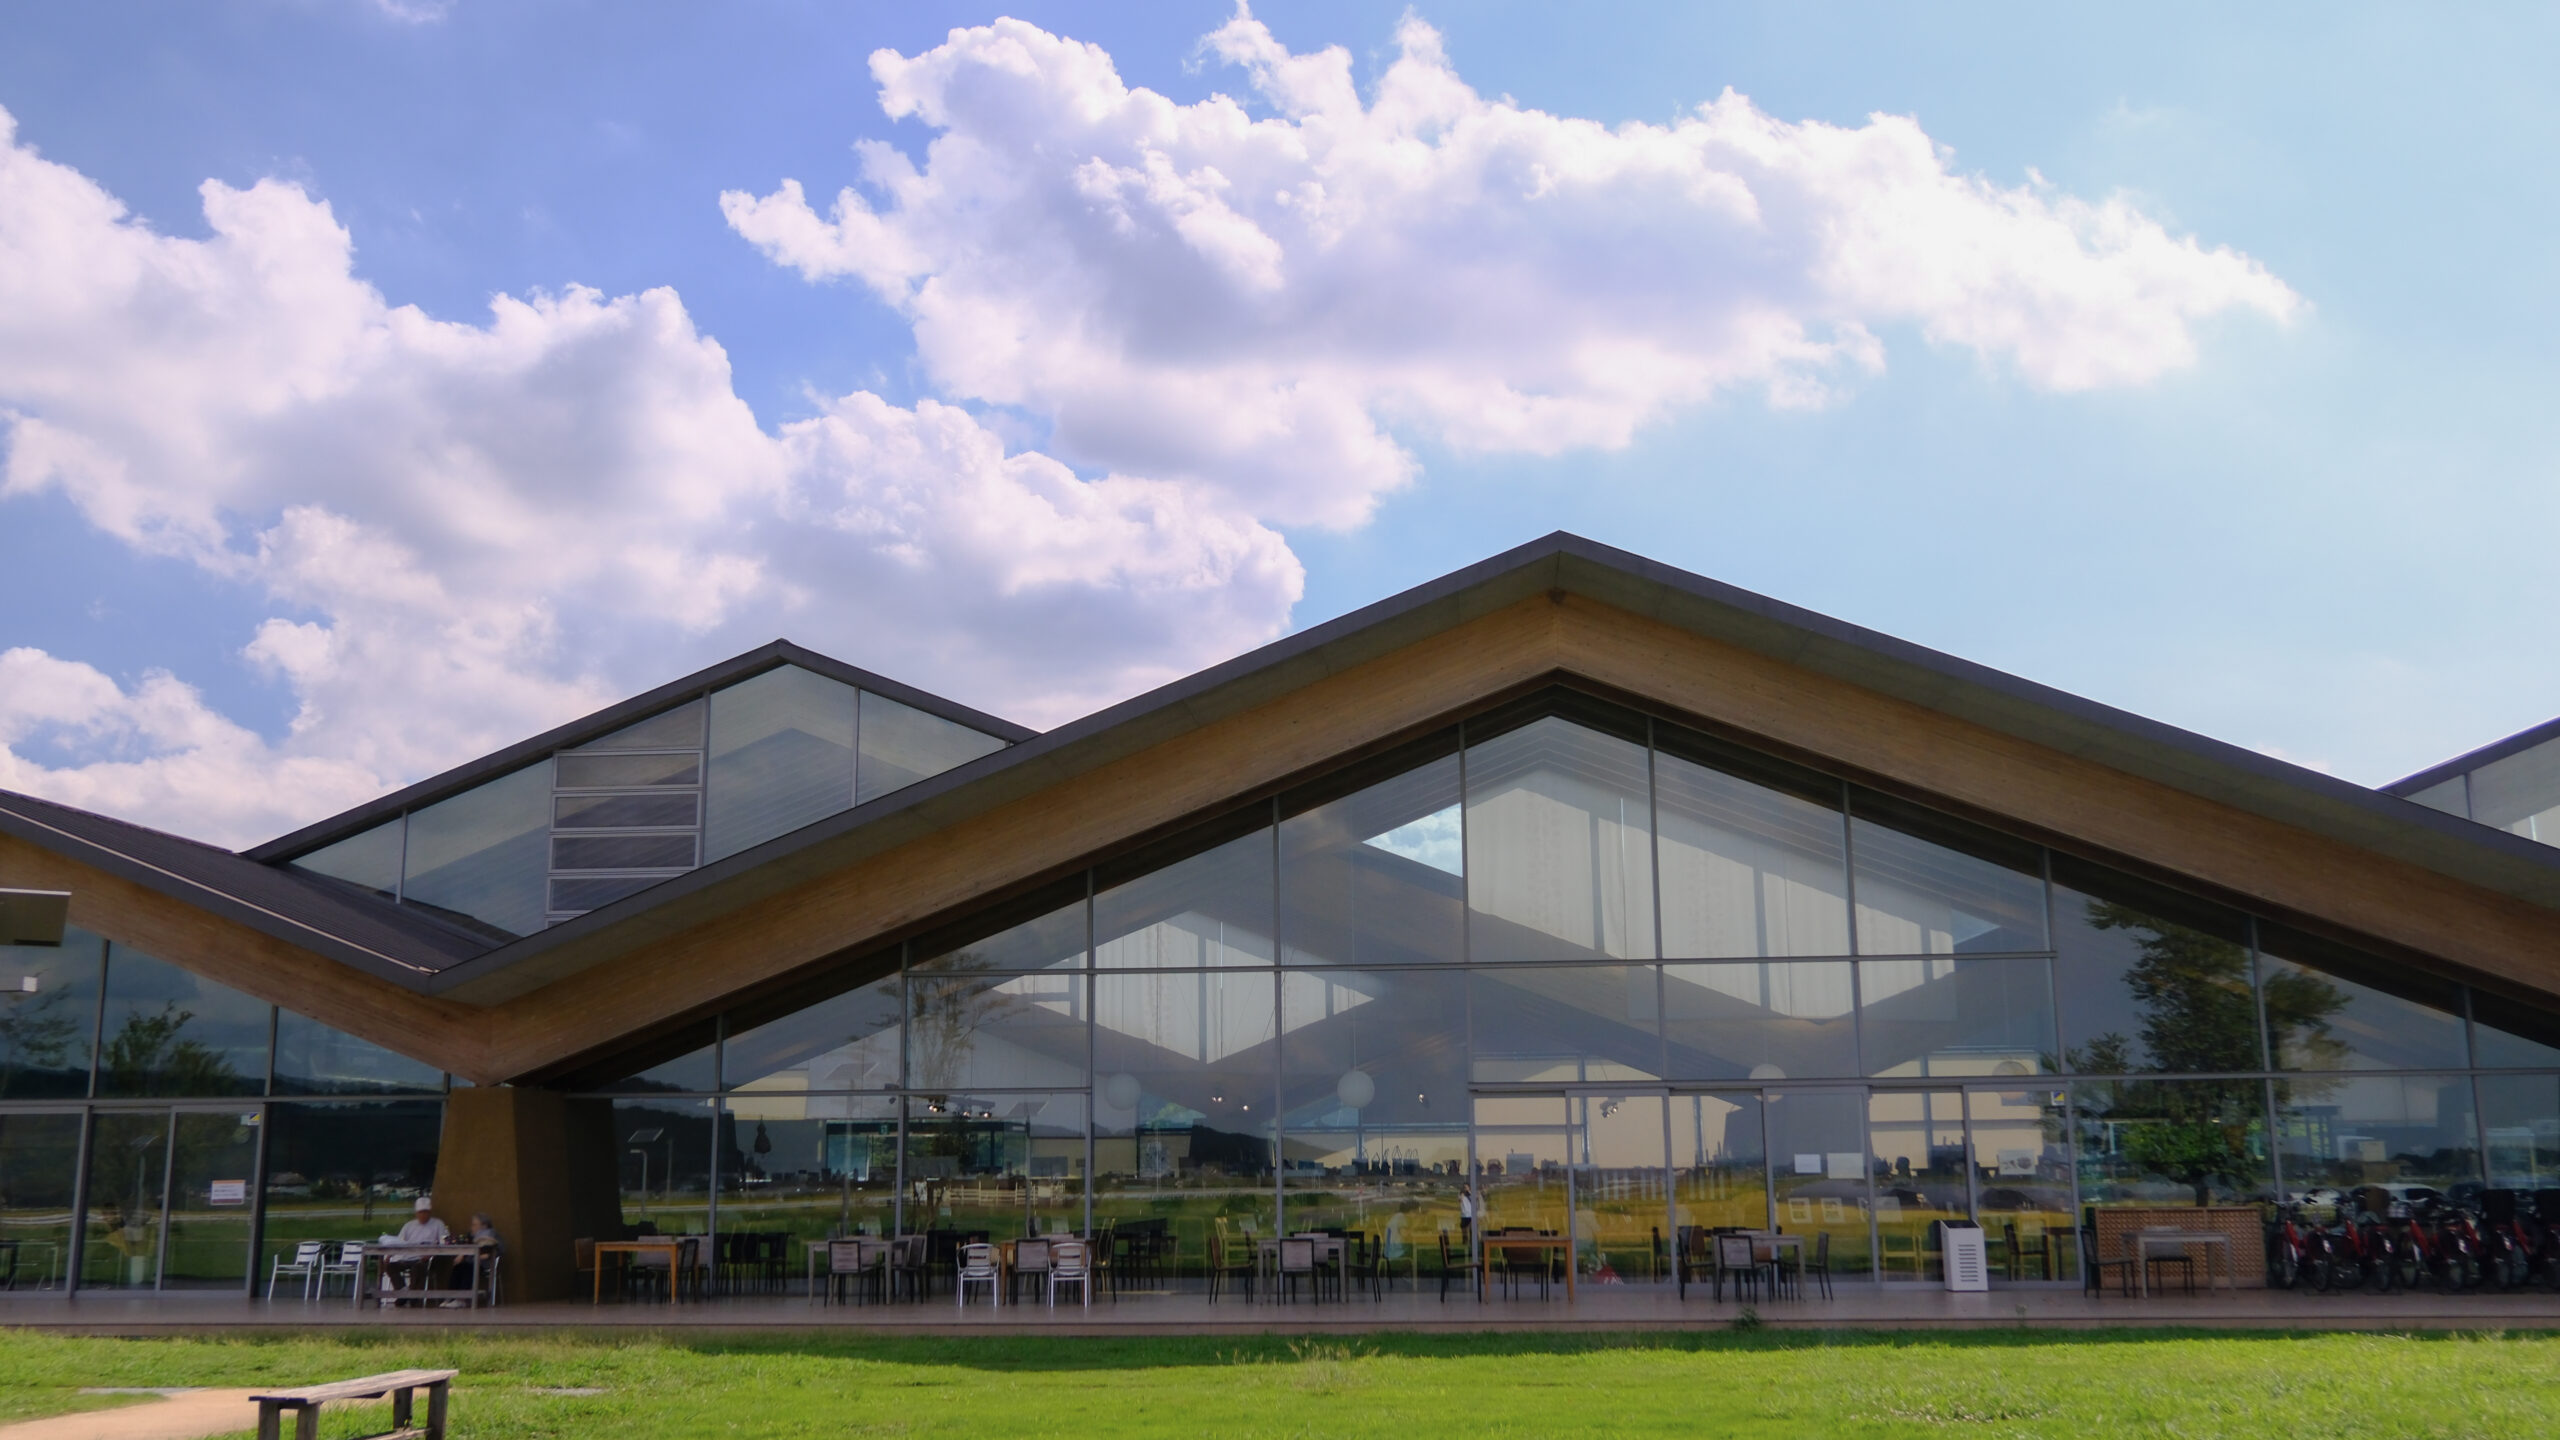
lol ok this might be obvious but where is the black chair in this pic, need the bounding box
[1712,1234,1761,1303]
[1206,1227,1256,1303]
[1805,1230,1834,1299]
[2082,1224,2135,1297]
[1438,1230,1481,1302]
[1673,1225,1710,1299]
[2003,1221,2052,1282]
[1277,1237,1317,1303]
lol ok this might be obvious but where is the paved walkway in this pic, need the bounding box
[0,1392,262,1440]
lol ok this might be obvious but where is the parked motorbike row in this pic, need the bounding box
[2268,1187,2560,1294]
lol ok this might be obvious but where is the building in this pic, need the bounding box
[2,533,2557,1302]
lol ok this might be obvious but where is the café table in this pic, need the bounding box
[592,1237,691,1303]
[363,1243,492,1309]
[2135,1229,2235,1297]
[1479,1232,1575,1302]
[1257,1234,1349,1300]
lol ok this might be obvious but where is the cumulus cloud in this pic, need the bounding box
[725,8,2300,529]
[0,104,1299,846]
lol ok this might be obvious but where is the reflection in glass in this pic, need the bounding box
[2470,733,2560,842]
[1094,970,1276,1275]
[913,892,1086,973]
[2470,989,2560,1069]
[2259,927,2466,1072]
[582,699,706,751]
[1095,829,1274,968]
[721,1093,897,1245]
[0,1113,80,1291]
[614,1097,713,1236]
[1279,753,1463,967]
[95,948,267,1099]
[1767,1089,1871,1279]
[1968,1086,2076,1281]
[723,973,902,1092]
[1663,961,1856,1082]
[0,931,101,1098]
[289,819,404,900]
[1571,1091,1664,1283]
[272,1011,443,1095]
[905,1093,1085,1239]
[1473,1110,1570,1287]
[261,1101,443,1263]
[2073,1078,2270,1207]
[2479,1073,2560,1189]
[2273,1074,2479,1200]
[1469,966,1659,1084]
[1850,798,2046,956]
[402,762,551,938]
[704,665,859,862]
[1283,1128,1463,1286]
[1868,1089,1966,1282]
[1280,968,1464,1133]
[592,1034,717,1095]
[2403,774,2468,817]
[1673,1092,1767,1233]
[1465,717,1655,963]
[159,1110,259,1289]
[1655,738,1849,959]
[856,691,1006,805]
[82,1111,167,1289]
[907,969,1086,1091]
[1859,958,2055,1079]
[2050,866,2257,1074]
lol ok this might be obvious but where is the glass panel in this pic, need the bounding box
[913,890,1087,973]
[288,819,404,900]
[0,1113,80,1291]
[1850,797,2046,955]
[591,1034,717,1095]
[82,1111,167,1289]
[1279,752,1463,967]
[1655,739,1849,959]
[1095,969,1277,1250]
[2470,989,2560,1069]
[2402,774,2467,817]
[2259,927,2466,1072]
[260,1101,444,1270]
[2275,1074,2479,1204]
[272,1012,442,1096]
[555,793,699,829]
[1464,716,1656,963]
[2049,864,2257,1075]
[1570,1091,1665,1284]
[1095,829,1274,968]
[1967,1085,2075,1281]
[1672,1092,1767,1233]
[0,929,100,1098]
[2470,733,2560,842]
[2073,1078,2271,1207]
[402,762,551,938]
[720,1093,897,1247]
[550,835,698,870]
[554,752,700,790]
[1280,969,1466,1132]
[1469,966,1660,1083]
[614,1097,713,1237]
[2479,1073,2560,1190]
[1860,957,2055,1079]
[704,665,859,862]
[1663,961,1857,1082]
[723,973,902,1092]
[1474,1107,1570,1286]
[1281,1128,1464,1290]
[904,1092,1085,1240]
[580,699,706,751]
[1767,1088,1873,1279]
[906,969,1087,1090]
[548,876,668,914]
[96,949,267,1098]
[1868,1089,1967,1282]
[857,691,1006,805]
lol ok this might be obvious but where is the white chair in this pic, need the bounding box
[1047,1239,1090,1309]
[318,1242,364,1301]
[955,1242,1000,1308]
[268,1241,324,1300]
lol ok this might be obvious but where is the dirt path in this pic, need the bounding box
[0,1391,264,1440]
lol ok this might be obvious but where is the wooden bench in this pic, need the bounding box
[251,1368,457,1440]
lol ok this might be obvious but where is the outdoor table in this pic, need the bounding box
[1480,1233,1575,1301]
[1257,1235,1348,1300]
[361,1243,491,1309]
[592,1238,690,1303]
[2135,1230,2235,1296]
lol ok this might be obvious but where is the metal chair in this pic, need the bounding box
[1048,1239,1092,1309]
[268,1241,325,1300]
[1805,1230,1834,1300]
[1276,1237,1317,1304]
[1438,1229,1481,1302]
[955,1242,1000,1308]
[318,1242,365,1301]
[1713,1234,1761,1302]
[1010,1237,1052,1304]
[1207,1226,1256,1304]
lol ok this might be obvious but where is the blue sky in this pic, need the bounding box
[1,2,2554,845]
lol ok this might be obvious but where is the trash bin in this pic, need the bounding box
[1939,1220,1988,1292]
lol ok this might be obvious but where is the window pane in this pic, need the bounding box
[162,1111,261,1290]
[273,1011,442,1095]
[1279,751,1463,967]
[724,973,902,1092]
[262,1100,443,1262]
[0,1113,81,1290]
[2470,733,2560,842]
[2471,989,2560,1069]
[1850,796,2046,955]
[1282,1128,1462,1277]
[1,929,100,1098]
[1570,1091,1664,1285]
[2050,862,2256,1075]
[614,1097,713,1236]
[547,876,666,914]
[1859,957,2055,1079]
[1469,965,1659,1083]
[1655,739,1848,959]
[1280,968,1465,1131]
[1673,1092,1768,1232]
[1464,716,1655,962]
[550,834,698,871]
[2479,1073,2560,1190]
[907,970,1087,1090]
[1096,969,1275,1259]
[82,1110,167,1289]
[1767,1088,1873,1280]
[554,752,699,789]
[1870,1090,1966,1282]
[2259,926,2467,1072]
[704,665,859,862]
[1096,828,1274,968]
[402,762,551,939]
[581,699,705,751]
[2073,1078,2270,1207]
[96,948,268,1098]
[1663,960,1857,1082]
[856,691,1006,805]
[2403,774,2467,817]
[556,793,699,829]
[1474,1115,1570,1242]
[1968,1086,2077,1281]
[588,1028,717,1094]
[721,1093,896,1246]
[905,1092,1085,1239]
[913,888,1087,973]
[289,818,404,900]
[2274,1074,2479,1202]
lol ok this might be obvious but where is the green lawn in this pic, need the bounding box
[0,1328,2555,1438]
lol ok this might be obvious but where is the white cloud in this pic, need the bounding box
[725,8,2300,530]
[0,105,1298,847]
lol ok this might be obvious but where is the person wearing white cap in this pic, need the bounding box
[383,1195,452,1304]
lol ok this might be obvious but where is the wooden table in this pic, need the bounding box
[2135,1230,2236,1296]
[593,1238,690,1303]
[363,1244,491,1309]
[1480,1234,1574,1301]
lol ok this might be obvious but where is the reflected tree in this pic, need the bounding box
[0,987,81,1094]
[99,1005,239,1096]
[906,955,1027,1092]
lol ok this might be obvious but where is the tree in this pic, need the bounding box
[98,1004,239,1097]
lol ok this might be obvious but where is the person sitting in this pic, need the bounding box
[383,1195,450,1305]
[452,1213,504,1306]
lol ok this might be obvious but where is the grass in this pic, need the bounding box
[0,1328,2556,1438]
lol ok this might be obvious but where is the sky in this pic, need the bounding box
[0,1,2555,849]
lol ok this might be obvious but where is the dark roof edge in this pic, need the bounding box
[2383,713,2560,798]
[246,639,1035,863]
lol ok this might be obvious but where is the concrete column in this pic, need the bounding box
[432,1088,622,1302]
